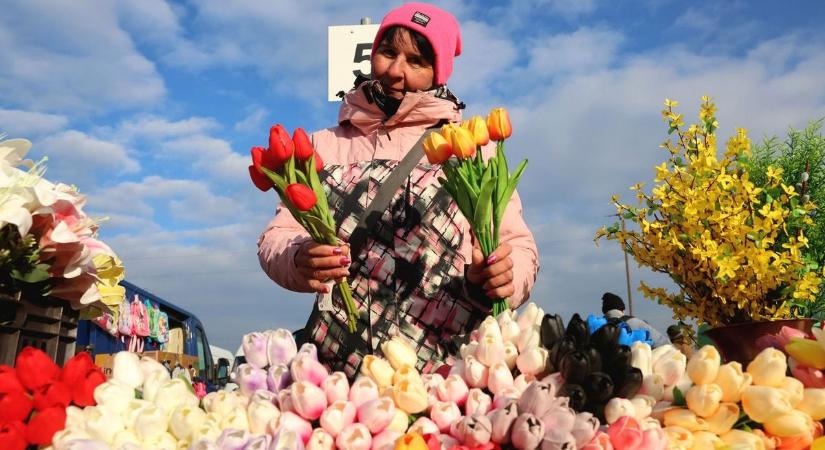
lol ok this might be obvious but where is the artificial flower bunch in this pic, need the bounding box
[248,124,358,332]
[0,347,106,450]
[756,325,825,388]
[0,137,125,313]
[423,108,528,316]
[597,97,822,325]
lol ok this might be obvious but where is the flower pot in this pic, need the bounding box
[704,318,816,365]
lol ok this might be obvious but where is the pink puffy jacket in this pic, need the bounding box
[257,86,539,308]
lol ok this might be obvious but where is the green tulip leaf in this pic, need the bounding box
[261,167,288,192]
[495,159,528,222]
[474,178,496,231]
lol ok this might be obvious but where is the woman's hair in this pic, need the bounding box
[377,25,436,68]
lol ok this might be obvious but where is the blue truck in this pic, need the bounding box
[76,280,230,388]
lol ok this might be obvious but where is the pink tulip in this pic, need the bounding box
[518,382,554,418]
[236,363,268,397]
[320,401,356,437]
[791,364,825,388]
[498,313,521,345]
[271,412,313,444]
[423,373,445,407]
[439,434,459,450]
[581,431,613,450]
[271,429,306,450]
[449,360,466,379]
[641,427,666,449]
[504,343,519,370]
[437,374,469,405]
[487,362,515,396]
[542,428,576,450]
[279,388,296,413]
[516,303,542,331]
[298,343,318,361]
[431,401,462,432]
[410,417,440,435]
[357,397,395,434]
[466,388,493,416]
[492,386,520,409]
[513,374,535,394]
[607,416,643,449]
[638,374,664,401]
[488,403,518,444]
[511,413,544,450]
[336,423,372,450]
[371,429,402,450]
[517,327,540,354]
[291,355,329,386]
[461,415,493,447]
[268,364,293,394]
[242,332,270,369]
[464,355,489,388]
[570,412,599,447]
[322,372,350,404]
[476,334,506,367]
[652,350,686,387]
[348,376,379,408]
[217,428,250,450]
[292,381,328,420]
[539,407,576,436]
[306,429,335,450]
[267,329,298,367]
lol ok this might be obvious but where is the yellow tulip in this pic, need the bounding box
[705,402,739,435]
[687,345,721,385]
[361,355,395,389]
[762,410,811,437]
[796,388,825,420]
[486,108,512,141]
[747,348,788,387]
[422,131,452,165]
[663,408,709,432]
[741,385,793,423]
[786,338,825,369]
[394,432,428,450]
[392,365,423,387]
[390,380,429,414]
[813,436,825,450]
[721,429,767,450]
[386,408,409,433]
[662,426,694,448]
[779,376,804,407]
[447,126,476,159]
[692,431,724,449]
[686,384,723,418]
[462,116,490,147]
[381,336,418,371]
[714,362,752,403]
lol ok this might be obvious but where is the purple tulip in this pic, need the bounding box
[267,329,298,367]
[462,415,493,447]
[268,364,293,394]
[244,436,271,450]
[278,388,296,414]
[540,429,576,450]
[518,382,554,418]
[243,332,270,369]
[298,343,318,361]
[217,428,250,450]
[511,413,545,450]
[538,406,575,433]
[237,363,268,397]
[570,412,599,447]
[270,429,306,450]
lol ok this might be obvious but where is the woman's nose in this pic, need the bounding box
[386,57,405,79]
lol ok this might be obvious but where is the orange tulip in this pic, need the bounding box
[422,131,452,164]
[447,126,476,159]
[462,116,490,147]
[486,108,512,141]
[394,432,428,450]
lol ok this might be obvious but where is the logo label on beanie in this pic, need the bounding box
[411,11,430,27]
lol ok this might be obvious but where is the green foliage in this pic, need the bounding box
[742,119,825,318]
[0,225,51,299]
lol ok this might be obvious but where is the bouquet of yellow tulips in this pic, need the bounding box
[422,108,527,316]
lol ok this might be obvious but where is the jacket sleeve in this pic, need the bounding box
[257,202,315,293]
[499,189,540,309]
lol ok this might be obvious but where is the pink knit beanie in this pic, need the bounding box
[372,2,462,85]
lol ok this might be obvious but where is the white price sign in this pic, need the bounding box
[328,24,379,102]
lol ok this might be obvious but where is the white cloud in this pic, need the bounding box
[0,0,165,114]
[163,135,249,184]
[449,21,519,98]
[0,109,68,137]
[234,107,269,133]
[35,130,140,187]
[535,0,598,19]
[524,27,624,76]
[114,116,220,141]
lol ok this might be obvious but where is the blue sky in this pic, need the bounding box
[2,0,825,350]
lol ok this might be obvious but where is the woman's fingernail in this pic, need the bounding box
[487,255,497,265]
[340,257,351,265]
[333,247,342,255]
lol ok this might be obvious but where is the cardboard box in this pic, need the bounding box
[94,351,199,377]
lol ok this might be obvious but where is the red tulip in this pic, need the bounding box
[25,406,66,445]
[251,146,282,173]
[313,151,324,172]
[14,347,60,391]
[0,390,33,422]
[285,183,317,211]
[249,165,273,192]
[72,367,105,407]
[269,124,294,163]
[293,128,314,161]
[60,353,94,386]
[0,365,24,394]
[33,381,71,411]
[0,421,26,450]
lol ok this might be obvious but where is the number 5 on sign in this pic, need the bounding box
[328,24,379,102]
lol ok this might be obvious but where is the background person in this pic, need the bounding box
[601,292,670,347]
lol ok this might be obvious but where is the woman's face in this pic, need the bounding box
[371,28,435,99]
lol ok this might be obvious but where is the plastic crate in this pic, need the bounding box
[0,292,79,366]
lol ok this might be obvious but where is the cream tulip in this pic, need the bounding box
[478,316,503,342]
[392,379,429,414]
[629,395,655,422]
[93,380,135,415]
[111,430,141,449]
[653,348,687,387]
[741,385,793,423]
[797,388,825,420]
[686,384,723,418]
[714,362,753,403]
[221,406,250,432]
[503,343,518,371]
[721,429,767,450]
[247,396,281,435]
[84,405,125,443]
[663,408,709,432]
[662,426,695,449]
[381,336,418,371]
[691,431,723,449]
[170,404,208,442]
[139,356,170,383]
[133,405,168,441]
[639,374,665,401]
[154,378,199,416]
[687,346,721,385]
[747,348,788,387]
[631,341,653,377]
[604,397,635,425]
[477,333,506,367]
[361,355,395,389]
[487,362,515,396]
[464,355,489,388]
[393,365,423,387]
[202,390,246,418]
[516,347,548,377]
[516,303,543,331]
[498,313,521,345]
[705,402,739,435]
[307,429,335,450]
[516,327,540,354]
[386,408,409,433]
[763,410,812,437]
[112,351,144,389]
[779,376,805,407]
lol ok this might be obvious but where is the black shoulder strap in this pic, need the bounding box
[346,130,430,257]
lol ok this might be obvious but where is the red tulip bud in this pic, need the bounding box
[15,347,60,391]
[249,165,273,192]
[60,353,94,386]
[25,406,66,445]
[33,381,71,411]
[0,366,24,394]
[269,124,294,164]
[72,367,105,407]
[293,128,314,161]
[251,146,282,174]
[0,390,33,422]
[285,183,317,211]
[0,421,26,450]
[313,151,324,172]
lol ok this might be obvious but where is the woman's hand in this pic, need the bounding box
[466,242,515,299]
[294,241,351,293]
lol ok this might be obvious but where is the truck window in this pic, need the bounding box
[194,327,212,373]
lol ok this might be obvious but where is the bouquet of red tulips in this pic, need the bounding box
[249,124,358,332]
[423,108,527,316]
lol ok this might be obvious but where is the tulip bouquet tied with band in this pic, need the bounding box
[423,108,528,316]
[248,124,358,333]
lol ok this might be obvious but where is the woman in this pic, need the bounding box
[258,2,538,376]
